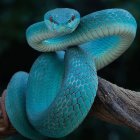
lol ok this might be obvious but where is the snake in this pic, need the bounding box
[4,8,137,140]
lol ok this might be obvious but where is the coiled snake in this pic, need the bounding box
[4,8,137,139]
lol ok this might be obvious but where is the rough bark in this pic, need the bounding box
[0,77,140,138]
[90,77,140,131]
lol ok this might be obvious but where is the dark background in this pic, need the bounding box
[0,0,140,140]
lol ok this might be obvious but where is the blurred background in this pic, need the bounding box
[0,0,140,140]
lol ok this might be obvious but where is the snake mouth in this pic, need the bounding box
[51,25,75,35]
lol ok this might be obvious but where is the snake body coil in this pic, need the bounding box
[5,8,137,139]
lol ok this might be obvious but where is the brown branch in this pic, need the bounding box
[0,77,140,138]
[90,77,140,131]
[0,91,16,137]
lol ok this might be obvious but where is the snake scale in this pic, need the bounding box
[4,8,137,139]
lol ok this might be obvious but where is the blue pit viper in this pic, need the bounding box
[4,8,137,140]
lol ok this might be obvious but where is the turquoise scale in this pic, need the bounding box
[5,8,137,139]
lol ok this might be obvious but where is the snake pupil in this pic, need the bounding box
[49,16,58,25]
[71,15,75,21]
[49,16,53,22]
[68,15,75,23]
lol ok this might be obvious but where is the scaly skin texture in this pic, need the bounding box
[5,8,137,140]
[27,48,98,138]
[26,8,136,69]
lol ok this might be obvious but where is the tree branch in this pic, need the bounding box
[0,77,140,138]
[0,91,16,137]
[90,77,140,131]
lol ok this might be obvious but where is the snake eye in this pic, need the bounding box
[49,16,53,22]
[68,15,75,23]
[71,15,75,21]
[49,16,58,24]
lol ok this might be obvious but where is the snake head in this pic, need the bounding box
[44,8,80,34]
